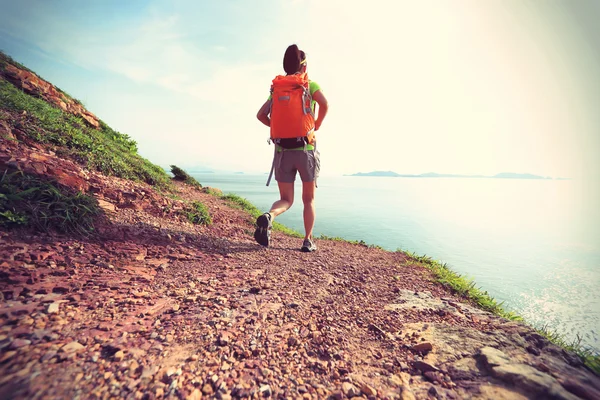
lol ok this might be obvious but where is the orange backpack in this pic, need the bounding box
[269,73,315,146]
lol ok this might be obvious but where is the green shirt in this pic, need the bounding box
[269,80,321,151]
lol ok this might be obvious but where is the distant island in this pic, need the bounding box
[351,171,401,177]
[492,172,551,180]
[348,171,555,180]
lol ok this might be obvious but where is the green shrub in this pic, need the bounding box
[203,187,222,196]
[180,200,211,225]
[170,165,202,188]
[0,170,101,235]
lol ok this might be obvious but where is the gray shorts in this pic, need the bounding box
[274,149,320,183]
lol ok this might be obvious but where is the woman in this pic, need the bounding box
[255,44,329,252]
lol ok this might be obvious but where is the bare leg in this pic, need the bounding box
[302,181,316,239]
[269,182,294,218]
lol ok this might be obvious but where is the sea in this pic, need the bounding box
[192,172,600,354]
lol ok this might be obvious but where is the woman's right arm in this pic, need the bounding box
[256,100,271,127]
[312,90,329,131]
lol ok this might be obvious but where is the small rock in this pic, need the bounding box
[0,351,16,363]
[202,383,214,395]
[259,384,272,397]
[412,360,439,373]
[114,350,125,361]
[361,383,377,396]
[97,199,116,212]
[10,339,31,349]
[61,341,84,353]
[428,386,438,397]
[141,367,156,380]
[47,303,60,314]
[330,391,343,400]
[411,342,433,354]
[478,346,510,369]
[341,382,360,398]
[297,385,308,394]
[218,332,231,346]
[423,371,444,383]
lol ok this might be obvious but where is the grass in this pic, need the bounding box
[0,170,101,235]
[202,187,222,197]
[0,58,172,190]
[170,165,202,188]
[535,325,600,375]
[180,201,211,225]
[401,250,600,375]
[317,234,384,249]
[403,251,520,320]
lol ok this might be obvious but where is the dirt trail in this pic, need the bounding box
[1,178,599,400]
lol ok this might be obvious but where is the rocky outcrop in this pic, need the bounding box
[0,133,188,221]
[1,64,100,128]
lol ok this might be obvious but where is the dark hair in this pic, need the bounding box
[283,44,306,75]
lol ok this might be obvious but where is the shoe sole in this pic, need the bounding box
[300,245,317,253]
[254,214,271,247]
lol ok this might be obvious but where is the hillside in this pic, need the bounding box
[1,52,599,400]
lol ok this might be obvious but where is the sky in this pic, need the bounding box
[0,0,599,181]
